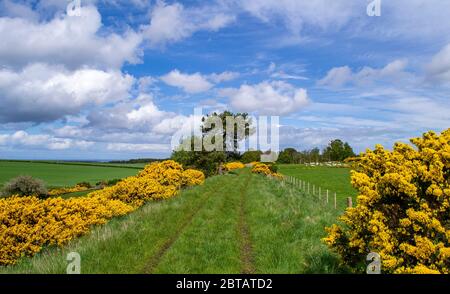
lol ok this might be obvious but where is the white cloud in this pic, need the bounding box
[160,70,213,93]
[0,5,142,70]
[142,1,235,47]
[0,130,94,150]
[426,43,450,84]
[0,0,39,20]
[318,59,409,88]
[239,0,358,35]
[106,142,170,152]
[0,63,134,123]
[160,69,239,93]
[208,71,240,83]
[221,81,309,115]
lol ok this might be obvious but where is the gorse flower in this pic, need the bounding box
[251,163,283,179]
[323,130,450,274]
[0,160,205,266]
[224,162,246,171]
[48,185,89,196]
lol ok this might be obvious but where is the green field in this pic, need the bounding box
[278,165,357,210]
[0,168,351,274]
[0,161,142,188]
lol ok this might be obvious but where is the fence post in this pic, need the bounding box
[326,190,329,203]
[334,192,337,209]
[347,197,353,208]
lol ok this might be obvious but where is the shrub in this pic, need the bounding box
[268,164,278,173]
[1,175,48,198]
[48,184,89,196]
[0,195,133,265]
[171,150,226,177]
[0,160,205,265]
[251,163,283,179]
[182,169,206,187]
[106,179,121,186]
[76,182,92,189]
[324,130,450,274]
[241,151,262,163]
[224,162,245,171]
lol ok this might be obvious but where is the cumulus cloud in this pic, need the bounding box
[0,130,94,150]
[160,70,213,93]
[318,59,409,88]
[0,0,39,20]
[0,63,134,123]
[0,5,142,70]
[221,81,309,115]
[208,71,240,83]
[106,142,170,152]
[142,1,235,47]
[160,69,239,93]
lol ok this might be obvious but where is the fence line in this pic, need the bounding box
[281,174,354,210]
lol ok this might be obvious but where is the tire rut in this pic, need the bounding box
[141,178,236,274]
[238,173,256,274]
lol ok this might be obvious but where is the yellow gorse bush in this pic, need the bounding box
[224,162,246,171]
[48,185,89,196]
[324,130,450,274]
[0,160,205,266]
[251,163,283,179]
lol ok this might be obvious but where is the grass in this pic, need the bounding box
[278,164,357,210]
[0,168,350,274]
[0,161,142,188]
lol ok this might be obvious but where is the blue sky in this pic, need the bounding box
[0,0,449,160]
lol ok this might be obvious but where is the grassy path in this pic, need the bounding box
[1,169,349,274]
[238,173,255,274]
[141,177,233,273]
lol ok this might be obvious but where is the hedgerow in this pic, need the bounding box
[0,161,205,266]
[324,130,450,274]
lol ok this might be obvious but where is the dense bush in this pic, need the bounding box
[1,176,48,198]
[251,163,283,179]
[0,160,205,265]
[171,150,226,177]
[76,182,92,188]
[268,164,278,173]
[224,162,245,171]
[324,130,450,274]
[241,151,262,163]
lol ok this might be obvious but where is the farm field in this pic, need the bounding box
[0,168,349,274]
[278,165,357,210]
[0,161,141,188]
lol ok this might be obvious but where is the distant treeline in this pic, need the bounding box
[277,139,356,164]
[108,158,167,164]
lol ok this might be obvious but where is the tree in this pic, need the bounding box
[322,139,355,162]
[241,150,262,163]
[202,111,254,156]
[171,136,226,177]
[277,148,298,164]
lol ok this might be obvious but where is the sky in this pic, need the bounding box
[0,0,449,160]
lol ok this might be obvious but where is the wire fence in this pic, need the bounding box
[280,175,354,210]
